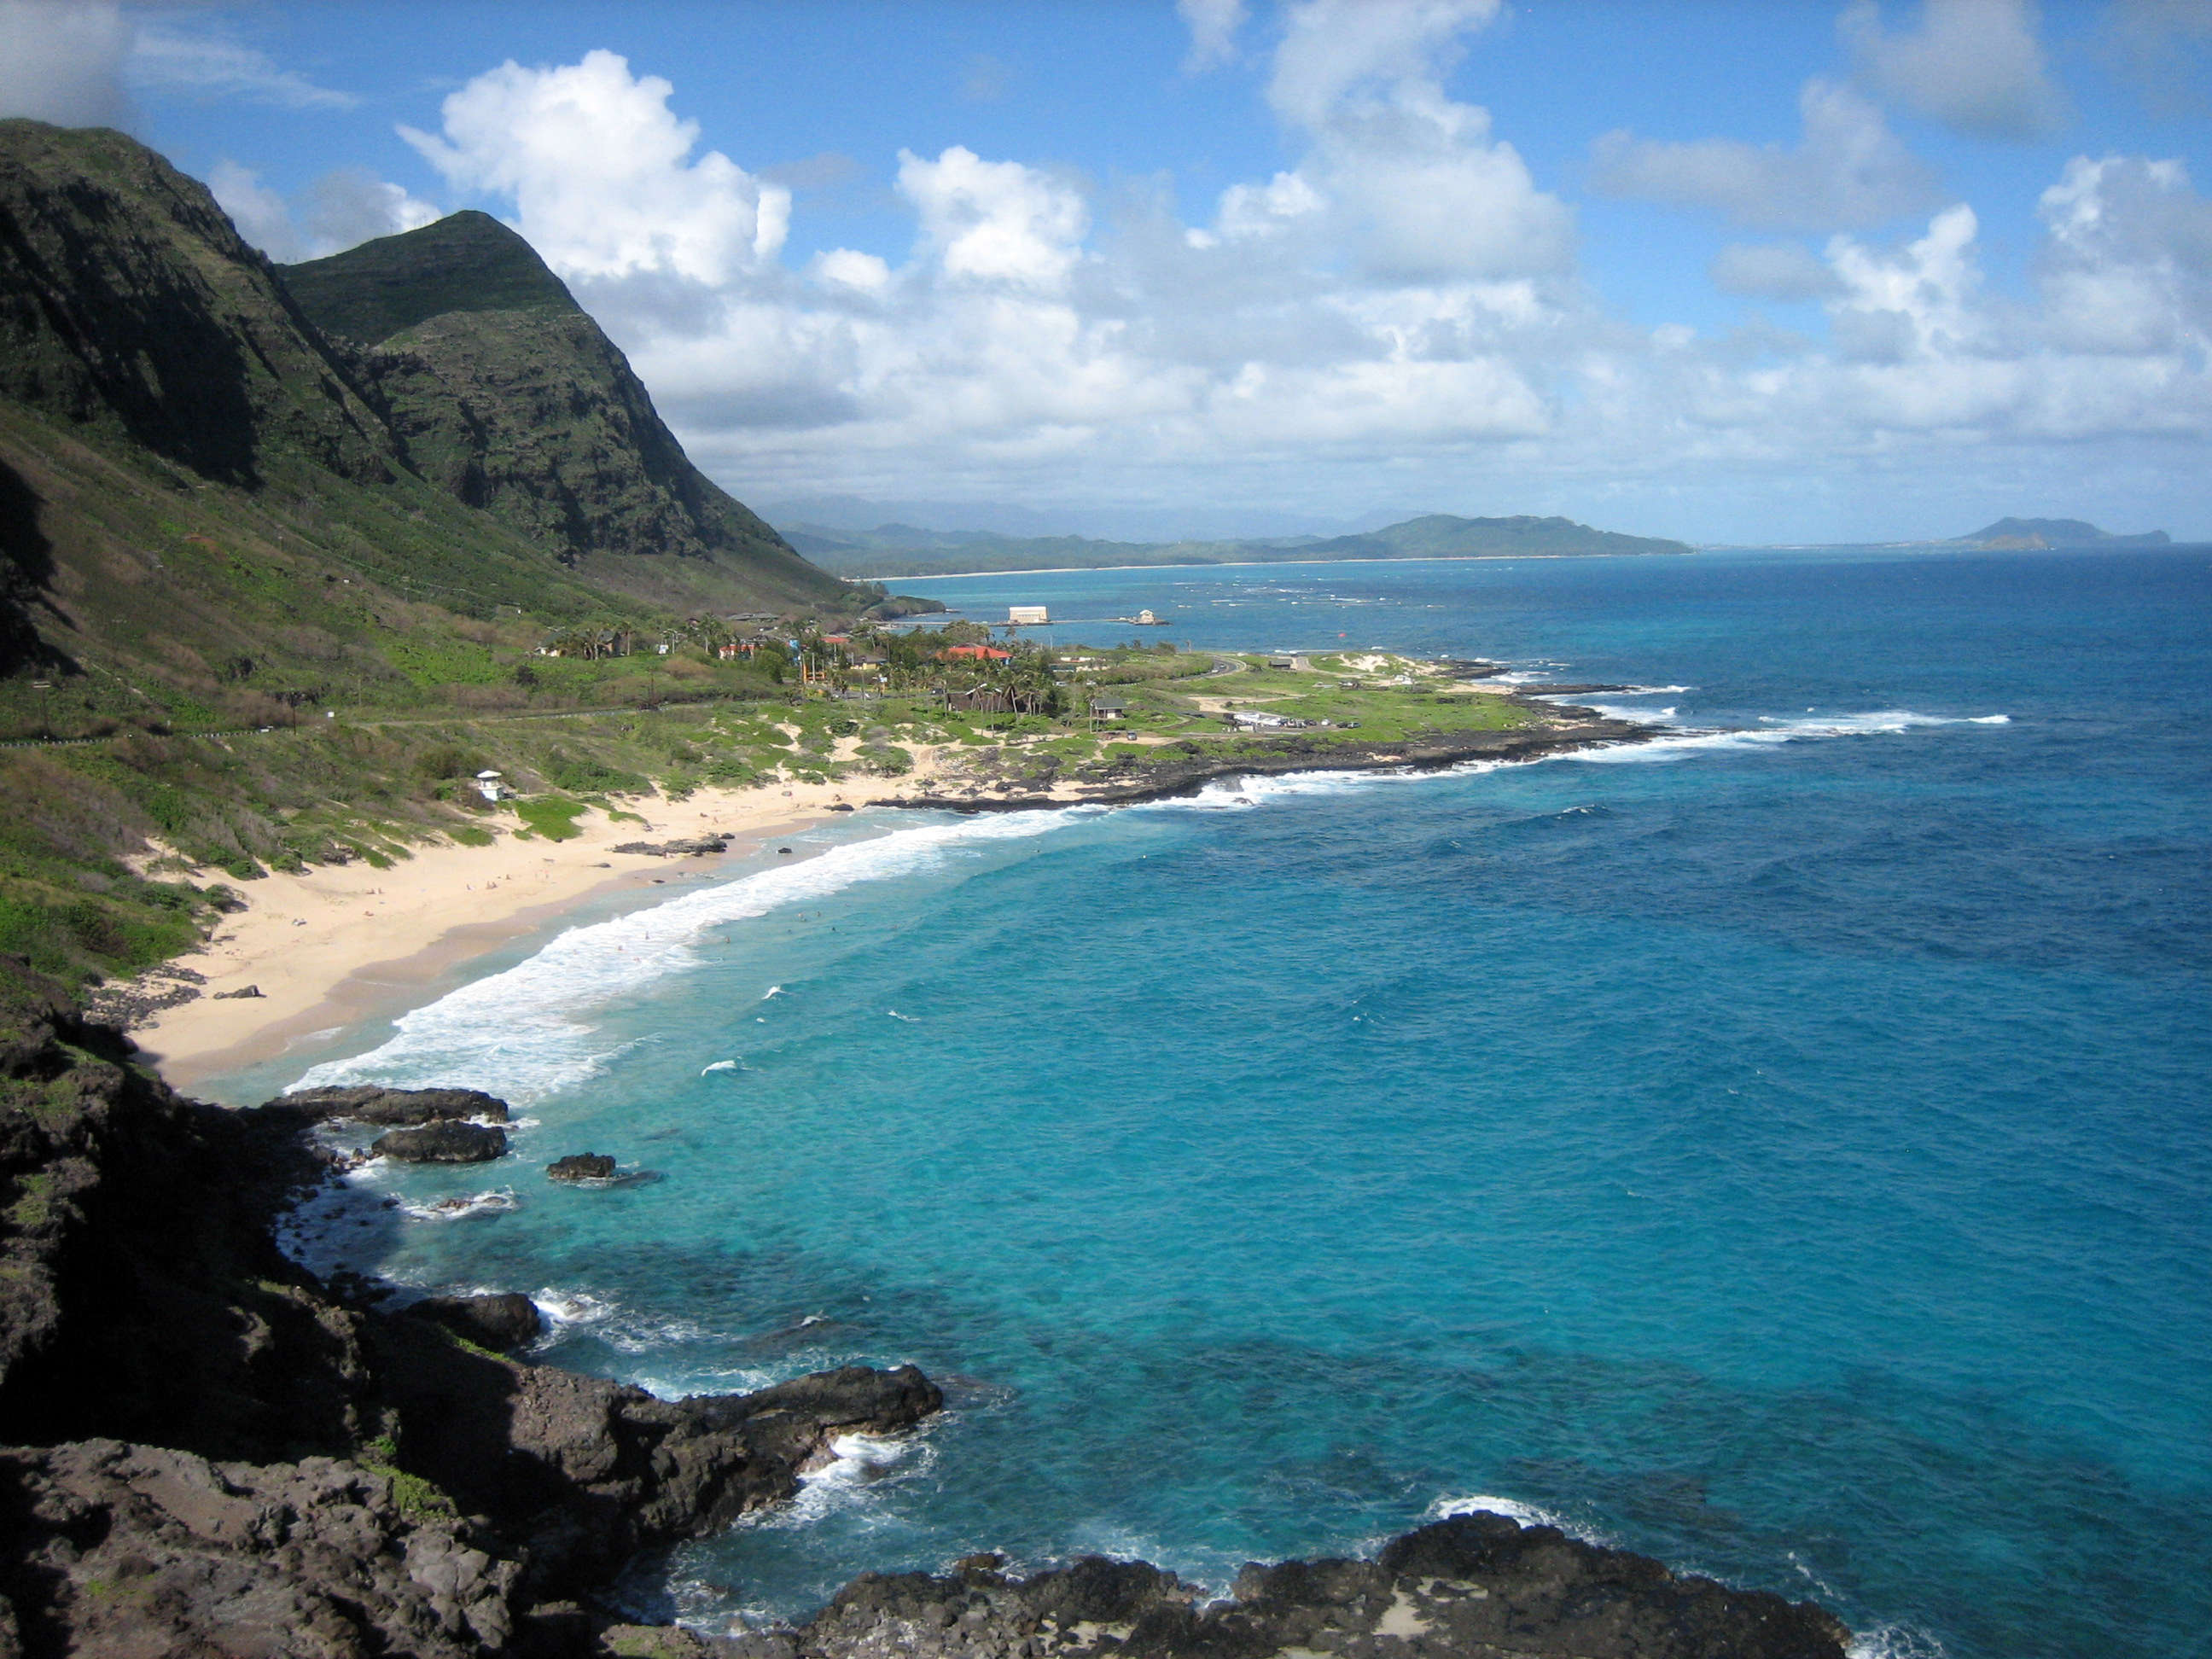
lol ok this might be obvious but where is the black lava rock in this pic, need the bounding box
[546,1152,617,1181]
[370,1121,507,1163]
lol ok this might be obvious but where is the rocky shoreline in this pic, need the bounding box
[882,699,1652,812]
[0,859,1849,1656]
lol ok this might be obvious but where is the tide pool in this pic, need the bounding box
[221,546,2212,1659]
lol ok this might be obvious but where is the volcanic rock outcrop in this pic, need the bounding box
[0,954,944,1654]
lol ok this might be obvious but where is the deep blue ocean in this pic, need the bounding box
[217,547,2212,1659]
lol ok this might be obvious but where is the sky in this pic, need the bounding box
[3,0,2210,544]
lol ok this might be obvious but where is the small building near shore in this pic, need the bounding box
[474,769,504,803]
[1009,605,1050,626]
[1090,698,1128,725]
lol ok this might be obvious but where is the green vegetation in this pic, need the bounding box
[280,210,579,344]
[512,797,588,841]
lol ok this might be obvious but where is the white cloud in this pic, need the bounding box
[1710,242,1843,300]
[207,160,295,257]
[210,161,439,264]
[1214,0,1572,282]
[812,248,893,297]
[1178,0,1249,72]
[1842,0,2066,141]
[401,49,789,286]
[0,0,131,126]
[126,20,358,110]
[897,147,1088,292]
[2035,154,2212,352]
[1266,0,1500,130]
[389,49,2212,541]
[1592,78,1939,230]
[1826,202,1986,362]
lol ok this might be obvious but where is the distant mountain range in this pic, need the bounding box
[1947,518,2170,550]
[789,513,1694,579]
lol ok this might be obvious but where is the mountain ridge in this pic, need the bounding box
[800,511,1693,579]
[1948,516,2170,550]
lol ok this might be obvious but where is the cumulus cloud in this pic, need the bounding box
[1842,0,2066,141]
[1592,78,1939,230]
[210,161,439,264]
[2035,154,2212,352]
[1221,0,1573,282]
[897,146,1088,291]
[401,49,788,286]
[0,0,131,126]
[387,44,2211,538]
[1178,0,1249,72]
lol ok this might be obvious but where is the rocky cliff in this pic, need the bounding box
[281,213,831,611]
[0,954,943,1656]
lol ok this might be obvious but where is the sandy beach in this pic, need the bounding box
[131,770,942,1091]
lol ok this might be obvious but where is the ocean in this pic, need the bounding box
[214,546,2212,1659]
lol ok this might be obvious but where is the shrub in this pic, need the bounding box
[542,748,649,795]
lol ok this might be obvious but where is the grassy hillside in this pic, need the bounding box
[0,120,907,991]
[279,208,576,342]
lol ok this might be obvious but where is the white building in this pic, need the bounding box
[1009,605,1050,625]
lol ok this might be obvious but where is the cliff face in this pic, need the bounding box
[282,213,834,610]
[0,121,839,620]
[0,120,397,491]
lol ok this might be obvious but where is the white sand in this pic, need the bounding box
[132,765,967,1090]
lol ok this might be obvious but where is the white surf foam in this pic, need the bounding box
[399,1188,517,1221]
[1848,1626,1950,1659]
[741,1429,934,1532]
[288,808,1085,1103]
[532,1289,617,1327]
[1568,708,2010,764]
[1427,1492,1593,1538]
[701,1059,742,1075]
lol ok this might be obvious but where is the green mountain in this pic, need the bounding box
[280,213,829,610]
[804,512,1691,579]
[0,119,879,988]
[277,207,576,341]
[1950,517,2170,550]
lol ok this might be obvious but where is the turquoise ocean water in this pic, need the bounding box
[214,547,2211,1659]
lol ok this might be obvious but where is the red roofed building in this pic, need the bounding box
[941,644,1012,661]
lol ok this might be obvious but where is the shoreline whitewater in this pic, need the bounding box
[129,698,1648,1093]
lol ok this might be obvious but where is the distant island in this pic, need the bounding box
[1947,517,2170,550]
[790,513,1694,579]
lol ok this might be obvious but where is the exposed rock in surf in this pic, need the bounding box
[271,1085,513,1126]
[405,1292,543,1352]
[546,1152,617,1181]
[370,1122,507,1163]
[365,1320,947,1592]
[611,835,731,857]
[788,1511,1848,1659]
